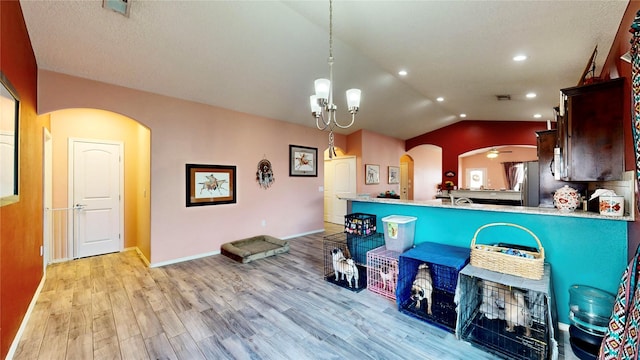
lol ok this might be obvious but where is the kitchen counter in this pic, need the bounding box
[345,196,633,221]
[343,196,630,325]
[450,189,523,202]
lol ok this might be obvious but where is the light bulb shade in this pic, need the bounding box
[486,152,498,159]
[346,88,361,109]
[314,78,331,101]
[309,95,321,113]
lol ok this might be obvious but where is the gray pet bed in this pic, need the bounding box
[221,235,290,263]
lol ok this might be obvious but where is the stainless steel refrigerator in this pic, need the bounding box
[522,161,540,207]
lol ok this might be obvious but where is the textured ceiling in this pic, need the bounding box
[20,0,628,140]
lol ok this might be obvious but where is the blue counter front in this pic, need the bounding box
[349,199,628,325]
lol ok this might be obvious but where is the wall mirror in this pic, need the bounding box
[0,72,20,206]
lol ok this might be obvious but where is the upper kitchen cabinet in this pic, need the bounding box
[559,78,624,181]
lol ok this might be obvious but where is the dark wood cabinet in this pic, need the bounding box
[536,130,586,207]
[559,78,624,181]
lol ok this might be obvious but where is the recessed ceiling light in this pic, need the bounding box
[398,70,407,76]
[436,97,444,102]
[513,54,527,62]
[526,92,537,99]
[533,114,542,118]
[460,113,467,118]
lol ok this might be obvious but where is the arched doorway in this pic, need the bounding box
[400,154,414,200]
[44,108,151,263]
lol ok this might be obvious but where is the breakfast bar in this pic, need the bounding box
[344,197,630,326]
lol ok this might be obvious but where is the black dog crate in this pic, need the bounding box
[456,264,557,360]
[396,242,470,332]
[344,213,377,237]
[323,232,384,291]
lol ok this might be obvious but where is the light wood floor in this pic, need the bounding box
[12,223,578,359]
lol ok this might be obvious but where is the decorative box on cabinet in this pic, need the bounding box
[559,78,624,181]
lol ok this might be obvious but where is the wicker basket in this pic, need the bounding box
[470,222,544,280]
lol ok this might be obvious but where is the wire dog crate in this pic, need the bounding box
[323,232,384,291]
[344,213,377,237]
[397,242,470,332]
[456,264,558,360]
[366,246,401,300]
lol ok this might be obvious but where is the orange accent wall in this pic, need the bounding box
[405,120,547,188]
[0,1,44,357]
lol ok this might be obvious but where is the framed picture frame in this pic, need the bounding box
[388,166,400,184]
[289,145,317,177]
[365,164,380,184]
[186,164,236,207]
[0,72,20,207]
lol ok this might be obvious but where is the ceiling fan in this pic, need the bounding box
[486,148,512,158]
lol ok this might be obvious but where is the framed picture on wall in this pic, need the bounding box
[186,164,236,206]
[289,145,318,177]
[388,166,400,184]
[365,164,380,184]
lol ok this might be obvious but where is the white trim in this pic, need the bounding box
[557,322,570,332]
[6,274,46,360]
[133,247,151,267]
[149,229,324,268]
[282,229,324,239]
[151,250,221,268]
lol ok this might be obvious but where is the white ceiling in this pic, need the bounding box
[19,0,628,140]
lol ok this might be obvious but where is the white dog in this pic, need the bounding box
[410,263,433,315]
[331,248,359,288]
[379,260,398,292]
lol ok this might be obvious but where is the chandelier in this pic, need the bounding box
[309,0,361,158]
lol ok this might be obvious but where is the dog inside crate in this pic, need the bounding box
[398,261,458,330]
[466,278,549,359]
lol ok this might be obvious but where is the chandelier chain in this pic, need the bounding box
[329,0,333,61]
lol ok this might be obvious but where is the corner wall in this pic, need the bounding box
[0,1,44,357]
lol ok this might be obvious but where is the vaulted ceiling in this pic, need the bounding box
[20,0,628,140]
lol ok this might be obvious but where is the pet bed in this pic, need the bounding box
[221,235,289,263]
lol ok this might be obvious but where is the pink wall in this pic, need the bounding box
[407,144,442,200]
[348,130,405,196]
[38,70,329,265]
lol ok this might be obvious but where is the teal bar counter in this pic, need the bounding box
[347,198,630,325]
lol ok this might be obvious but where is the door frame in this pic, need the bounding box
[324,156,356,224]
[42,128,52,270]
[67,137,124,258]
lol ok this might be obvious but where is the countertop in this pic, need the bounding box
[342,196,634,222]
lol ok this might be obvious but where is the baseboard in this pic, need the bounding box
[150,250,220,268]
[282,228,324,239]
[148,229,324,268]
[558,322,570,332]
[132,247,151,267]
[6,273,47,359]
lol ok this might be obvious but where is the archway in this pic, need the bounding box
[45,108,151,263]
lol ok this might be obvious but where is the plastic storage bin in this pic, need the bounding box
[382,215,417,252]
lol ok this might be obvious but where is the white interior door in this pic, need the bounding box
[400,162,409,200]
[324,157,356,224]
[70,139,123,258]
